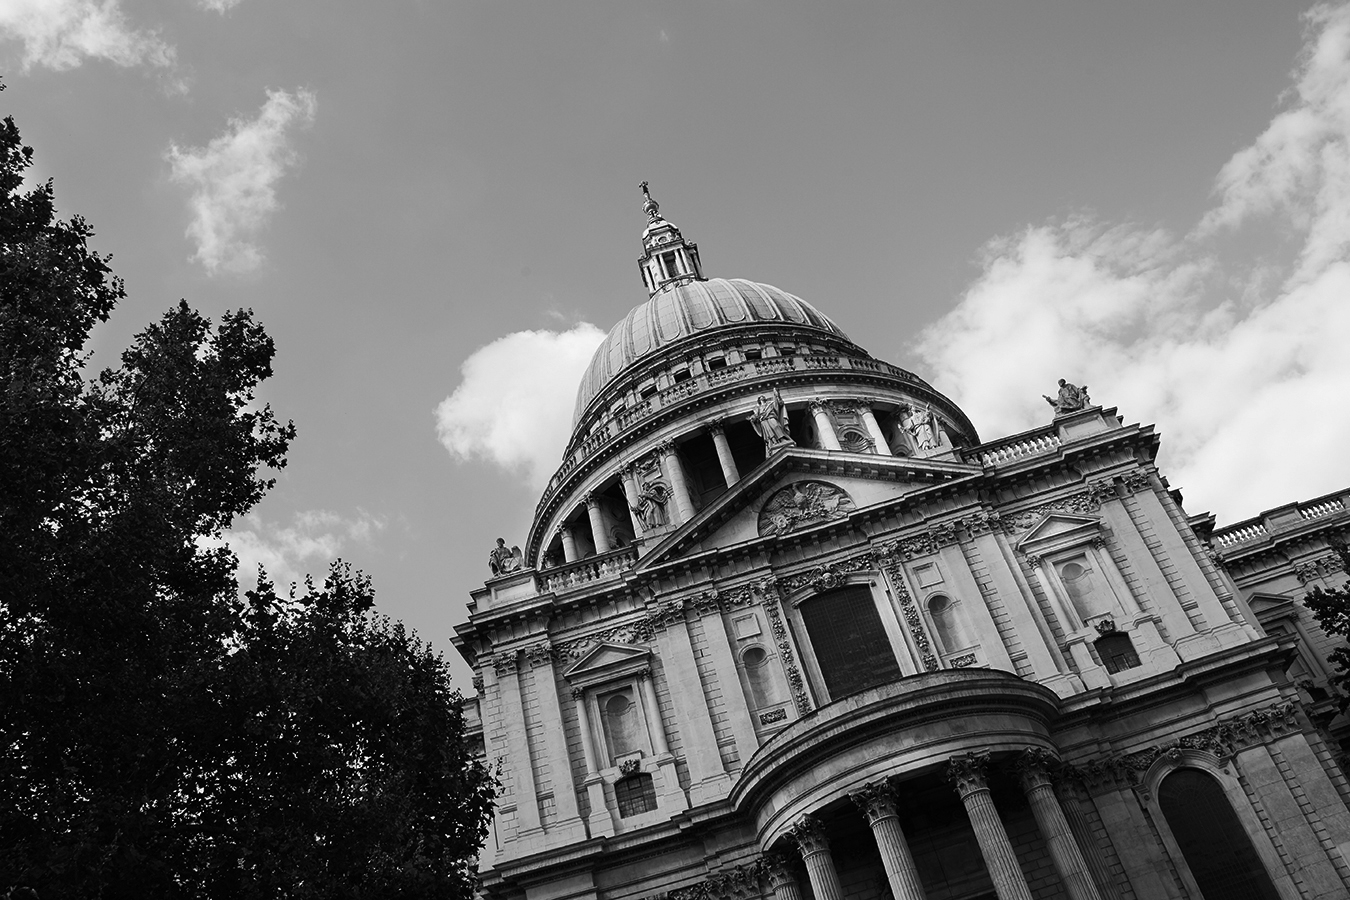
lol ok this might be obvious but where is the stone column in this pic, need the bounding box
[809,401,842,451]
[858,402,891,456]
[493,652,543,839]
[659,441,696,523]
[637,670,671,755]
[1055,780,1122,900]
[584,493,611,554]
[708,421,741,487]
[788,816,845,900]
[1016,751,1101,900]
[620,466,645,534]
[766,852,805,900]
[850,780,927,900]
[560,523,580,563]
[946,753,1033,900]
[525,644,586,843]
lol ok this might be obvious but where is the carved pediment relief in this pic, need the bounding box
[563,642,652,689]
[758,480,855,538]
[1015,513,1105,558]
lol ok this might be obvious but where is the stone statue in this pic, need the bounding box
[1043,379,1091,416]
[489,537,524,576]
[751,387,794,450]
[903,403,940,452]
[631,481,669,530]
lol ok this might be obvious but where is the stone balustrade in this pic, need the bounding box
[1214,523,1270,547]
[1301,497,1345,520]
[974,431,1062,467]
[541,546,638,593]
[1211,489,1350,549]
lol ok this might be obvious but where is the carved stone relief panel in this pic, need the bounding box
[758,480,855,537]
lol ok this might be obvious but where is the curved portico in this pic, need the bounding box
[733,669,1061,849]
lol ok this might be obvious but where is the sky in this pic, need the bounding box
[3,1,1347,691]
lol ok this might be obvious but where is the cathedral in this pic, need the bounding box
[453,189,1350,900]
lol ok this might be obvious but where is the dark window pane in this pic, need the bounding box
[800,585,901,700]
[1159,769,1281,900]
[1096,633,1141,674]
[615,773,657,818]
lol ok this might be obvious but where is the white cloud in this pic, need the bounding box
[435,324,608,488]
[205,509,386,593]
[197,0,242,11]
[914,3,1350,523]
[166,88,317,275]
[0,0,175,71]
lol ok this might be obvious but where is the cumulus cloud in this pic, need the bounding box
[197,0,243,11]
[435,324,608,488]
[204,509,386,593]
[914,3,1350,522]
[0,0,175,71]
[166,88,317,275]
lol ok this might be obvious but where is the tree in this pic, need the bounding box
[1302,545,1350,712]
[0,105,493,897]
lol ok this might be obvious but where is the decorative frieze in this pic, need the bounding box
[641,859,769,900]
[1071,702,1302,792]
[958,510,1004,537]
[1002,489,1101,533]
[1121,470,1152,495]
[759,708,788,725]
[1294,553,1348,584]
[949,652,979,668]
[523,641,556,668]
[778,552,875,595]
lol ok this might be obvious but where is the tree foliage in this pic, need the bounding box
[1302,545,1350,713]
[0,107,493,898]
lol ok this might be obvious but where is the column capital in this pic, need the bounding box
[656,439,679,457]
[807,399,828,414]
[1015,747,1063,790]
[786,814,829,855]
[945,751,992,797]
[706,418,727,435]
[764,849,799,890]
[849,779,899,824]
[583,491,601,509]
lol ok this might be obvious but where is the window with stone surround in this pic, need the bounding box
[799,584,901,699]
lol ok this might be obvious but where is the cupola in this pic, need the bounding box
[637,182,705,296]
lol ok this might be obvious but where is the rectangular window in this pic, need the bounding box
[614,773,658,817]
[800,585,901,699]
[662,252,678,279]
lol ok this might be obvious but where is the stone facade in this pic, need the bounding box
[453,196,1350,900]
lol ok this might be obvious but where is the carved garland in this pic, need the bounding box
[877,548,940,671]
[640,858,769,900]
[758,577,813,715]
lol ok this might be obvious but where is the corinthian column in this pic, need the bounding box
[858,402,891,456]
[787,815,844,900]
[946,753,1033,900]
[850,780,927,900]
[584,492,611,554]
[1016,751,1101,900]
[765,852,805,900]
[808,401,842,451]
[658,441,696,523]
[707,421,741,487]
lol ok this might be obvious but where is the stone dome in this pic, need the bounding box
[572,278,851,425]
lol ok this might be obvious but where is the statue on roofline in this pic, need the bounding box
[489,537,524,576]
[751,387,795,451]
[1044,379,1092,416]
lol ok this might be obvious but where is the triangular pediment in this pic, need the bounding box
[634,447,981,572]
[563,642,652,686]
[1014,513,1103,556]
[1246,591,1296,617]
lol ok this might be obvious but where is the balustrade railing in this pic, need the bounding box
[541,546,638,593]
[1213,523,1269,548]
[975,432,1061,467]
[1301,498,1345,520]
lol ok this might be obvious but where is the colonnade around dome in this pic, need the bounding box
[454,197,1350,900]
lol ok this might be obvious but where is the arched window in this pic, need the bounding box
[742,646,776,708]
[927,594,964,653]
[799,585,901,700]
[602,691,641,761]
[614,773,657,817]
[1158,769,1281,900]
[1095,633,1141,673]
